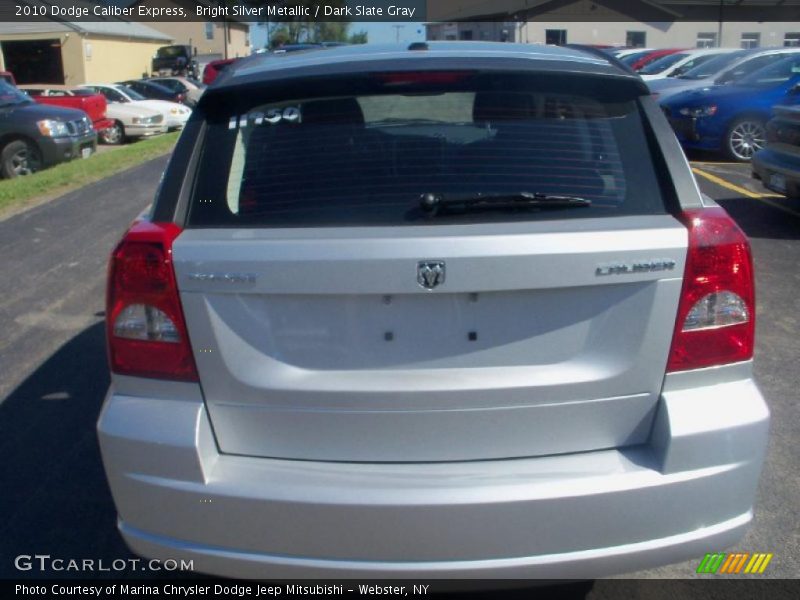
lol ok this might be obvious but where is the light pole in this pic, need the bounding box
[392,25,405,43]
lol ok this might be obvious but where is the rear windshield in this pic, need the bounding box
[157,46,187,58]
[188,72,666,228]
[738,54,800,87]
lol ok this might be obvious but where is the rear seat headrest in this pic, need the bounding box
[302,97,364,125]
[473,92,532,122]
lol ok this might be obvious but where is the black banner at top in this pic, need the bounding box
[1,1,800,23]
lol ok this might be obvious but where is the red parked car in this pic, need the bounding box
[202,58,238,85]
[18,85,114,133]
[629,48,686,72]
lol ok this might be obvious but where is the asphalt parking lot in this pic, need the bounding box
[0,154,797,591]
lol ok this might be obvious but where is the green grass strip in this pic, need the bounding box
[0,132,179,216]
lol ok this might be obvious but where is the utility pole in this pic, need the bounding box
[717,0,724,47]
[392,25,405,43]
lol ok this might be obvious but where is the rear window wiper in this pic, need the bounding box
[419,192,591,216]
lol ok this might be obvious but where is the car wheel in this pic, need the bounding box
[1,140,42,178]
[100,121,125,145]
[725,117,767,162]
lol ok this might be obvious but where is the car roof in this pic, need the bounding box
[121,79,172,90]
[216,42,642,91]
[18,84,83,91]
[738,46,800,57]
[84,83,130,92]
[681,48,736,55]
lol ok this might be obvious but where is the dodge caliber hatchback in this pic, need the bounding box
[98,43,769,580]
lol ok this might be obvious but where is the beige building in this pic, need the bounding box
[427,0,800,48]
[130,0,250,59]
[0,21,172,85]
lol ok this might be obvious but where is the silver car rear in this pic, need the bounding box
[98,43,769,580]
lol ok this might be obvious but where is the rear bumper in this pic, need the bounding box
[165,114,190,130]
[94,118,115,132]
[125,123,168,138]
[752,146,800,197]
[97,364,769,579]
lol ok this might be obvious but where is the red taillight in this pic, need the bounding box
[376,71,474,86]
[106,221,198,381]
[667,208,755,372]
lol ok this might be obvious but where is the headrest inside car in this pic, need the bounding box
[473,92,532,122]
[302,98,364,125]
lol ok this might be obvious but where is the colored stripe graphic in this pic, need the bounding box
[719,553,737,574]
[744,553,774,574]
[697,553,726,574]
[698,552,773,574]
[720,553,749,574]
[733,553,750,574]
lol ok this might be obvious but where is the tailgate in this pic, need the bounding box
[173,216,686,462]
[79,95,107,124]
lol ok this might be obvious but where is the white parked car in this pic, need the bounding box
[83,83,191,130]
[611,47,654,61]
[100,102,166,144]
[639,48,737,81]
[70,86,166,144]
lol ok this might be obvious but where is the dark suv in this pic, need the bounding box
[0,80,96,178]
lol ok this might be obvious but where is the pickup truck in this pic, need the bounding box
[152,45,198,78]
[19,85,114,134]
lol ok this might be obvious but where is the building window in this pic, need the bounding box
[696,32,718,48]
[546,29,567,45]
[785,33,800,47]
[459,30,473,41]
[626,31,646,48]
[741,33,760,49]
[205,22,215,41]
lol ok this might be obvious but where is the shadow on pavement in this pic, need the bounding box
[717,196,800,241]
[685,149,729,163]
[0,325,597,592]
[0,322,133,578]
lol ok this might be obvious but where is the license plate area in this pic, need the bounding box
[769,172,787,193]
[213,285,648,371]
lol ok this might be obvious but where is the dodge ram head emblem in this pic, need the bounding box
[417,261,446,290]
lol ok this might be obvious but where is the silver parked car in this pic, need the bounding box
[98,43,769,580]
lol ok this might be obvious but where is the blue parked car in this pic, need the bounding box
[662,54,800,161]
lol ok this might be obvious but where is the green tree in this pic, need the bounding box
[348,30,369,44]
[268,27,293,48]
[307,22,350,43]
